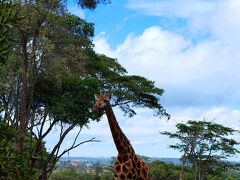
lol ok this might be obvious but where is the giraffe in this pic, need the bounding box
[92,93,150,180]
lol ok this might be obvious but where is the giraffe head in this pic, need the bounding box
[92,93,111,112]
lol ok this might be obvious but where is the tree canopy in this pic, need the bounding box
[161,120,240,180]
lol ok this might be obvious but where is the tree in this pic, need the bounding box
[161,120,240,180]
[0,0,168,179]
[93,162,103,180]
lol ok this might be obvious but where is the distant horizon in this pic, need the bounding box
[58,156,240,163]
[60,156,180,158]
[58,156,182,165]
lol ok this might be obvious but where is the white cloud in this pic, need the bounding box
[76,107,240,145]
[94,27,240,84]
[94,27,240,107]
[51,106,240,157]
[126,0,217,18]
[127,0,240,46]
[68,7,85,19]
[93,0,240,108]
[210,0,240,45]
[93,32,115,57]
[188,0,240,43]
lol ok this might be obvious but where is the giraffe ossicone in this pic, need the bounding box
[92,93,150,180]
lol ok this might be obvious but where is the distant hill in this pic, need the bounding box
[149,157,181,164]
[59,157,181,165]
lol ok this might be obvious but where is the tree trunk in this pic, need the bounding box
[179,162,185,180]
[29,138,42,168]
[39,162,49,180]
[16,63,27,152]
[39,173,47,180]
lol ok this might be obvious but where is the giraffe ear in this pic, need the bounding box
[94,94,99,100]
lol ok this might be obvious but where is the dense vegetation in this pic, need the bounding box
[49,160,240,180]
[0,0,22,62]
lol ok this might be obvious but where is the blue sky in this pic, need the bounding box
[45,0,240,160]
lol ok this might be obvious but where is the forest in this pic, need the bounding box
[0,0,240,179]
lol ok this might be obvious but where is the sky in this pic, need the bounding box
[45,0,240,160]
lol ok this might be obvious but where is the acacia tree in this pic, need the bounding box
[0,0,168,179]
[161,120,240,180]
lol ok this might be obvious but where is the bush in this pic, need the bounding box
[0,123,38,179]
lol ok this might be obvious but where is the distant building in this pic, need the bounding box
[70,161,80,168]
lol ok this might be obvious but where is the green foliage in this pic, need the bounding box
[149,161,180,180]
[149,160,240,180]
[161,120,240,179]
[99,172,113,180]
[41,12,94,78]
[50,160,240,180]
[149,161,196,180]
[49,170,113,180]
[87,54,169,118]
[0,123,38,179]
[0,0,21,63]
[222,169,240,180]
[33,75,101,125]
[78,0,111,10]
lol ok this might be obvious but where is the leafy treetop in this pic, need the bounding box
[161,120,240,179]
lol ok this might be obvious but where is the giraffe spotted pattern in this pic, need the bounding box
[114,153,149,179]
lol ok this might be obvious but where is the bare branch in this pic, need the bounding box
[57,137,100,161]
[112,100,132,107]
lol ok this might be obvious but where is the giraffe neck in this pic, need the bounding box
[105,104,134,155]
